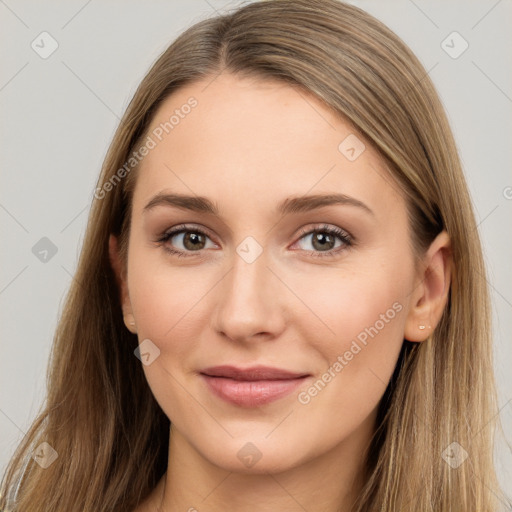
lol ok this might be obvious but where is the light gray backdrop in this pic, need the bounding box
[1,0,511,503]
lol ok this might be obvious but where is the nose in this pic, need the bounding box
[211,246,287,344]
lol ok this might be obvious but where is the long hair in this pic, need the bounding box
[1,1,504,510]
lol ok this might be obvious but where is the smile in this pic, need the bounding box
[199,365,311,407]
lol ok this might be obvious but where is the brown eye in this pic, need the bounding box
[156,225,217,257]
[181,231,207,251]
[309,231,337,251]
[294,224,353,258]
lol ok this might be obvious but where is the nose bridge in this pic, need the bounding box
[213,243,285,342]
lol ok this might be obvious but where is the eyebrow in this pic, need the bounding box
[143,192,374,217]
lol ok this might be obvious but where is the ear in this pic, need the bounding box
[404,230,452,342]
[109,234,137,334]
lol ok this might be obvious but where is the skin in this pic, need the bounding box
[109,73,451,512]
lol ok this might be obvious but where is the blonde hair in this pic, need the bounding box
[1,1,504,510]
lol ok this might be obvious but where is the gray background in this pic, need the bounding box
[1,0,511,503]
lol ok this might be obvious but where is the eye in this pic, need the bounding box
[155,223,353,259]
[292,224,353,258]
[155,224,217,257]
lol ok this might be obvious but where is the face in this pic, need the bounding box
[116,73,421,473]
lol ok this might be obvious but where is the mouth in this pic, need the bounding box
[199,365,311,407]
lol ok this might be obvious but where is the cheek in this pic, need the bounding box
[290,264,409,403]
[126,249,218,421]
[126,236,229,397]
[291,263,407,346]
[129,261,212,351]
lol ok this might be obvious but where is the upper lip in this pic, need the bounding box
[200,365,309,381]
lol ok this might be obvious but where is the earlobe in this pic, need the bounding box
[404,230,452,342]
[123,312,137,334]
[109,234,137,334]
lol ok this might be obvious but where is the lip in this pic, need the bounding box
[200,365,311,407]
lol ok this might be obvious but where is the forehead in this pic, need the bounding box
[131,73,405,222]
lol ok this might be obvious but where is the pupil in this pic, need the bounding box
[184,232,204,250]
[313,232,333,251]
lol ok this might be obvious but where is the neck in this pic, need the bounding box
[149,414,375,512]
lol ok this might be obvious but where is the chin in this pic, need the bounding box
[198,436,310,475]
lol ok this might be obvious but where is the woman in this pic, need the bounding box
[0,0,505,510]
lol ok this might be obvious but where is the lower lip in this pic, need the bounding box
[200,374,309,407]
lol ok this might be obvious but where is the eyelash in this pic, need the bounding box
[154,223,353,259]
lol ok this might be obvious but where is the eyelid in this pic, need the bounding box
[289,223,353,258]
[159,223,217,242]
[293,223,353,244]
